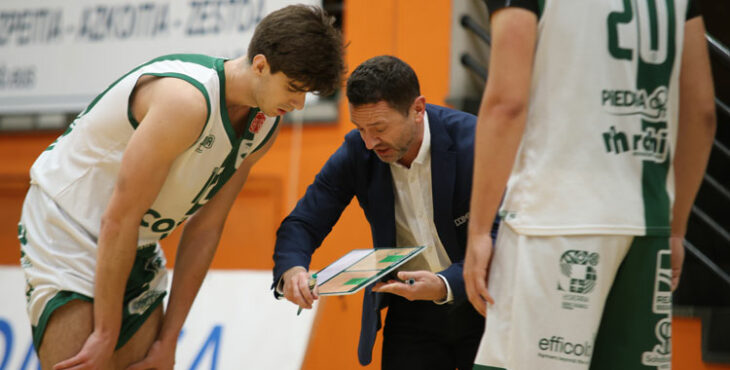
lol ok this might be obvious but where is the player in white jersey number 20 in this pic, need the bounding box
[465,0,716,369]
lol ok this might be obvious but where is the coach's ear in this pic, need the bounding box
[410,95,426,120]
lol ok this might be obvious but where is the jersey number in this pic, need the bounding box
[608,0,675,65]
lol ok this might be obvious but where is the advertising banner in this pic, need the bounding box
[0,266,317,369]
[0,0,318,113]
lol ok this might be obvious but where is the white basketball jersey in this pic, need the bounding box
[30,54,279,245]
[501,0,690,236]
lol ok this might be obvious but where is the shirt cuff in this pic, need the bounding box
[274,277,285,299]
[434,274,454,304]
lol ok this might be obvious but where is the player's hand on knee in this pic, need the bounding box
[53,330,115,370]
[126,338,175,370]
[282,266,318,309]
[372,270,446,301]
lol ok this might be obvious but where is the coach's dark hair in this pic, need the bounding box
[346,55,420,116]
[248,5,345,95]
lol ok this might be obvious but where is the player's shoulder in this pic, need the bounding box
[145,77,208,120]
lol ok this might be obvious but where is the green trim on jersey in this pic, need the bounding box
[126,54,221,130]
[180,106,273,217]
[215,58,239,146]
[637,0,677,236]
[253,116,281,154]
[537,0,545,18]
[54,54,224,134]
[148,53,218,69]
[126,72,213,133]
[93,54,217,119]
[242,107,262,142]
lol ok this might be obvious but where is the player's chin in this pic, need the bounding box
[260,107,284,117]
[275,108,289,116]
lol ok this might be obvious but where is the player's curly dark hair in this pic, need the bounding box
[248,5,345,96]
[346,55,421,116]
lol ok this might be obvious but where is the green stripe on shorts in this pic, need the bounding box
[32,291,92,350]
[590,236,671,369]
[32,244,167,352]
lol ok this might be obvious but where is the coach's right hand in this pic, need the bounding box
[282,266,318,311]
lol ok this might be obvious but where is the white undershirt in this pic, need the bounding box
[389,112,453,303]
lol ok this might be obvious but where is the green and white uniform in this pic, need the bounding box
[19,54,279,350]
[499,0,692,236]
[473,1,698,369]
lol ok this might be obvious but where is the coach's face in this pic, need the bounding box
[349,97,425,166]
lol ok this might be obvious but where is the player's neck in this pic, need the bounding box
[223,57,257,109]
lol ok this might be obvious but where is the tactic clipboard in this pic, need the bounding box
[314,246,426,296]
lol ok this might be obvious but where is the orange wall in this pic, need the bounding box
[0,0,726,369]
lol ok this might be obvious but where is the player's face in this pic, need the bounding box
[256,69,307,117]
[349,101,420,164]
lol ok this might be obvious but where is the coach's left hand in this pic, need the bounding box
[373,270,446,301]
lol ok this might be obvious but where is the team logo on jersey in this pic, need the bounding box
[641,250,672,369]
[559,250,599,310]
[249,112,266,134]
[601,86,668,122]
[196,134,215,153]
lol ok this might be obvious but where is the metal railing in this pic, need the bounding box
[708,33,730,70]
[461,15,491,45]
[460,54,488,81]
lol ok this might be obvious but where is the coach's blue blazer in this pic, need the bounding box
[272,104,499,365]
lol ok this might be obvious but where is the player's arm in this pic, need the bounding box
[54,78,207,370]
[670,16,716,291]
[128,126,280,370]
[464,6,537,316]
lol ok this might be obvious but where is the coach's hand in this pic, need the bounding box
[282,266,318,311]
[53,330,115,370]
[126,338,175,370]
[464,233,495,317]
[372,270,447,301]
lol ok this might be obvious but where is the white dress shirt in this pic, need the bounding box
[389,112,454,303]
